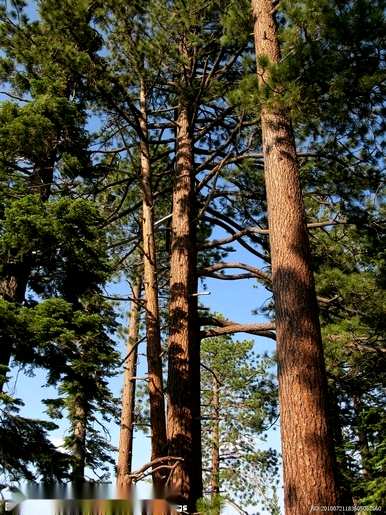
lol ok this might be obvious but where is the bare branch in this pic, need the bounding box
[200,362,223,386]
[0,91,29,102]
[199,262,271,285]
[200,226,269,249]
[200,315,276,340]
[202,214,268,262]
[203,272,258,280]
[126,456,184,483]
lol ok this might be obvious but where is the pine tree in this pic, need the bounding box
[200,335,279,513]
[312,221,386,509]
[251,0,340,511]
[0,0,119,481]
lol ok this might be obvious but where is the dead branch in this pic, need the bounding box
[198,262,271,285]
[202,214,268,262]
[200,315,276,340]
[200,362,223,386]
[126,456,184,483]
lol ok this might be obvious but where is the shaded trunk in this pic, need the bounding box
[72,394,88,482]
[252,1,340,512]
[117,275,142,487]
[210,376,220,515]
[30,158,55,202]
[0,160,55,392]
[167,103,202,510]
[139,81,168,495]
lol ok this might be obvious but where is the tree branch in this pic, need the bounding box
[202,214,268,262]
[200,226,269,249]
[126,456,184,483]
[200,315,276,340]
[198,262,271,285]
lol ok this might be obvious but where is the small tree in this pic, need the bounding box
[200,334,279,514]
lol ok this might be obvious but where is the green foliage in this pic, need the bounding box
[201,335,279,512]
[311,217,385,506]
[0,195,110,300]
[196,495,225,515]
[0,0,384,502]
[0,395,70,481]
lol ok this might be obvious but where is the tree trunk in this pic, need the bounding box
[251,1,340,513]
[167,103,202,510]
[72,393,88,482]
[210,375,220,515]
[139,80,168,496]
[117,275,142,487]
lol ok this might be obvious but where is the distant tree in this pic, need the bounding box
[117,272,142,487]
[200,334,279,514]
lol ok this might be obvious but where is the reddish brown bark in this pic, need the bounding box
[167,103,202,510]
[117,275,142,487]
[251,1,340,513]
[139,80,168,495]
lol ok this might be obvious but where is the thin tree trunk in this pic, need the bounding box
[72,393,88,482]
[139,80,168,496]
[117,275,142,487]
[251,1,340,513]
[210,375,220,514]
[167,102,202,510]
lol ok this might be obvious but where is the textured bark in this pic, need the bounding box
[72,394,88,482]
[251,1,340,513]
[210,375,220,514]
[167,103,202,510]
[139,81,168,495]
[117,275,142,487]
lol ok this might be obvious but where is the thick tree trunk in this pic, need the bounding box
[210,376,220,514]
[251,1,340,513]
[139,81,168,496]
[117,275,142,487]
[167,103,202,510]
[71,394,88,482]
